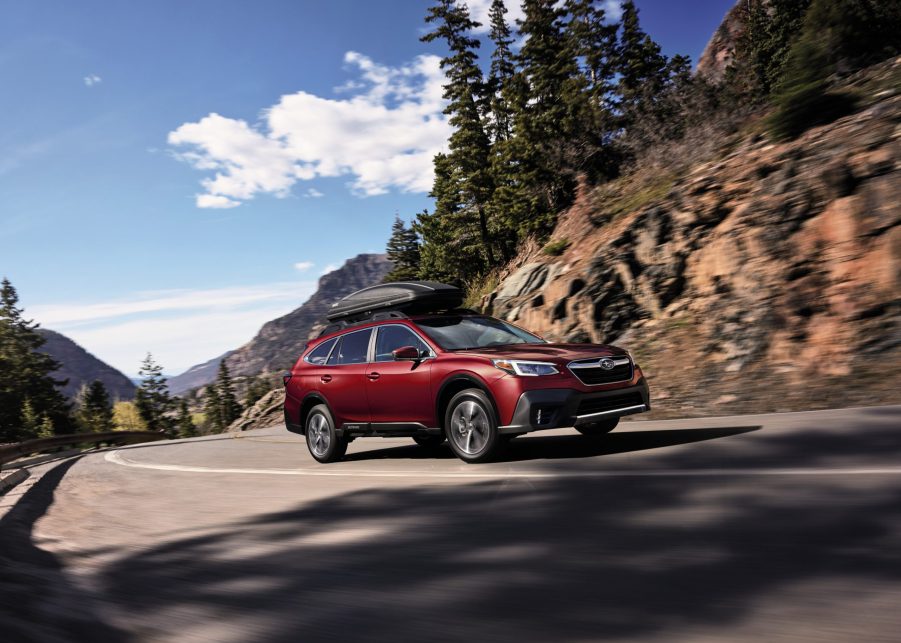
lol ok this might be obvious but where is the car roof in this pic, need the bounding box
[313,311,486,342]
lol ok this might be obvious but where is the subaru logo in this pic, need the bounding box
[599,358,615,370]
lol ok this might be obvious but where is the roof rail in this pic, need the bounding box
[316,307,481,338]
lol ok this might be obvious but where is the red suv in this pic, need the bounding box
[284,288,650,463]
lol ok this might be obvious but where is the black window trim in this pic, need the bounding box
[373,323,436,362]
[303,336,339,366]
[324,327,375,367]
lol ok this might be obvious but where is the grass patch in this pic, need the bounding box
[542,238,570,256]
[463,271,500,311]
[593,172,677,225]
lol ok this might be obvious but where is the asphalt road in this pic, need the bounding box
[2,406,901,642]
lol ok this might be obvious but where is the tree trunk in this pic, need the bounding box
[477,204,495,266]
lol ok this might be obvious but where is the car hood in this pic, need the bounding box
[452,343,627,363]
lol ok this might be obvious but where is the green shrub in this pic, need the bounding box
[767,81,857,140]
[542,239,570,256]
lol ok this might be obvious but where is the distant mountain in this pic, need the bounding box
[37,329,137,401]
[168,351,232,396]
[170,253,393,392]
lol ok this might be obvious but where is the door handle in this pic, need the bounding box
[320,375,332,383]
[367,372,380,381]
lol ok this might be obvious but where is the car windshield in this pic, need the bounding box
[415,316,544,350]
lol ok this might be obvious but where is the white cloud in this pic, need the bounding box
[196,194,241,209]
[303,188,324,198]
[466,0,621,33]
[168,51,450,208]
[319,264,338,276]
[602,0,623,22]
[293,261,314,271]
[83,74,102,87]
[466,0,525,32]
[30,281,317,375]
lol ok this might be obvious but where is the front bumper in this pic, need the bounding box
[498,378,650,435]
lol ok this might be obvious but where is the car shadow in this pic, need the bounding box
[340,425,762,463]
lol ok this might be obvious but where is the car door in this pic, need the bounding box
[366,324,435,426]
[319,328,373,427]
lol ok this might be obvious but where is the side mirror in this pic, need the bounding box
[392,345,422,361]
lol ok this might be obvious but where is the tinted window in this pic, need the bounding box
[305,338,336,365]
[375,325,431,362]
[416,316,544,350]
[327,329,371,365]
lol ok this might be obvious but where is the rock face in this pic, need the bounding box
[171,254,393,392]
[37,329,136,401]
[227,389,286,433]
[696,0,746,83]
[487,73,901,418]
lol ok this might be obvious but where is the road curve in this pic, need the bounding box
[2,406,901,642]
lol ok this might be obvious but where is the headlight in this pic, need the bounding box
[492,359,559,376]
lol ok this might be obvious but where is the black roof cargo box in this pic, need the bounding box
[326,281,463,322]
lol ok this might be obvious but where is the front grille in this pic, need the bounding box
[577,392,644,416]
[568,357,633,385]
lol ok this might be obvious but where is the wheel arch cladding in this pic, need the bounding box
[436,375,500,428]
[299,393,331,433]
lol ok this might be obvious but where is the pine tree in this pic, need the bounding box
[383,215,422,281]
[215,360,242,429]
[486,0,516,143]
[176,398,197,438]
[134,353,173,434]
[203,384,222,432]
[78,380,114,433]
[243,376,272,408]
[0,278,72,441]
[617,1,669,120]
[511,0,589,225]
[422,0,496,276]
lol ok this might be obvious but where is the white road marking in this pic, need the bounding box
[104,450,901,479]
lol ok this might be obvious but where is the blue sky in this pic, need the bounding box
[1,0,734,376]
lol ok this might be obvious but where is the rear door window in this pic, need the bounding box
[305,337,337,365]
[327,329,372,365]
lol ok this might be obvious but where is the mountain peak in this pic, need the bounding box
[169,253,393,394]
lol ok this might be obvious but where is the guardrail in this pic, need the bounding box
[0,431,168,467]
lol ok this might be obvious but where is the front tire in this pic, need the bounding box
[444,389,501,463]
[575,417,619,437]
[305,404,347,463]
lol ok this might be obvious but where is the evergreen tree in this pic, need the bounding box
[203,384,222,432]
[383,215,422,281]
[78,380,114,433]
[176,398,197,438]
[243,375,272,408]
[768,0,901,139]
[512,0,589,226]
[134,353,173,434]
[215,360,242,429]
[0,278,72,442]
[422,0,496,276]
[616,1,669,121]
[486,0,516,143]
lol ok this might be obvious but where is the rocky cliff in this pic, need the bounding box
[485,61,900,418]
[37,329,137,401]
[171,253,393,393]
[696,0,745,82]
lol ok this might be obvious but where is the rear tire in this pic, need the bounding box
[575,417,619,437]
[444,389,501,464]
[412,434,446,448]
[305,404,347,463]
